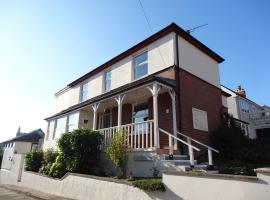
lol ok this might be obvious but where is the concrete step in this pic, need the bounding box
[161,154,189,161]
[162,159,197,166]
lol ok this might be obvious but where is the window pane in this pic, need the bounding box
[104,71,111,92]
[81,83,88,101]
[135,63,148,80]
[47,120,55,140]
[134,52,148,80]
[133,104,149,134]
[54,117,66,139]
[67,112,79,132]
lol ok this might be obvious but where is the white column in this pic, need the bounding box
[91,103,100,130]
[169,89,177,150]
[115,94,126,128]
[147,83,160,149]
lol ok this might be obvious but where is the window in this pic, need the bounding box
[53,117,66,139]
[46,120,55,140]
[133,104,149,133]
[239,100,250,113]
[134,51,148,80]
[104,70,111,92]
[192,108,208,131]
[101,109,112,129]
[80,82,88,102]
[67,112,79,132]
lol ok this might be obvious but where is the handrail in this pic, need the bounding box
[159,128,200,151]
[98,120,154,131]
[177,131,219,153]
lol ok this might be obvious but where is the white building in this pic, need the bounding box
[221,85,270,139]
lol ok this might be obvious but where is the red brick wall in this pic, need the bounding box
[148,93,173,149]
[179,69,222,147]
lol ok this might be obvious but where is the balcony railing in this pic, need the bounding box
[98,120,154,150]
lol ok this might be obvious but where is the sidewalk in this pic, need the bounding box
[0,184,74,200]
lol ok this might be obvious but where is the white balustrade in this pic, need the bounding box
[98,120,154,150]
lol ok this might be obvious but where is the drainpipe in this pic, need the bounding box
[174,32,183,152]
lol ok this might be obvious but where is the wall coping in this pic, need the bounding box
[163,171,259,183]
[24,170,132,186]
[255,168,270,174]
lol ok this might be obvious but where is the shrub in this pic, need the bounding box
[106,132,129,177]
[49,154,67,178]
[57,128,103,174]
[39,148,58,175]
[25,150,43,172]
[132,179,166,192]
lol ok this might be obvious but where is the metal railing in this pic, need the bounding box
[177,131,219,166]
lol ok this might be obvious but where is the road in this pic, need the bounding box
[0,186,38,200]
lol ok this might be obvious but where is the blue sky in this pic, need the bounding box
[0,0,269,142]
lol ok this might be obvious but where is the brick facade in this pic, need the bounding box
[179,69,222,148]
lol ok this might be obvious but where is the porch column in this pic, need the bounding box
[115,94,126,128]
[169,89,177,150]
[147,83,160,149]
[91,103,100,130]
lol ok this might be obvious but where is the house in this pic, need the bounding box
[43,23,224,173]
[1,129,44,170]
[221,85,270,139]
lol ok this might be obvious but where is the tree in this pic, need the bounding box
[106,132,129,178]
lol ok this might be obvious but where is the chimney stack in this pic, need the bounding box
[236,85,246,98]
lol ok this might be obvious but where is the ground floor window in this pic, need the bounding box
[192,107,208,131]
[53,117,66,139]
[99,109,112,129]
[67,112,79,132]
[133,103,149,134]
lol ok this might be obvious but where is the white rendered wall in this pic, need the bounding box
[13,142,32,154]
[54,33,175,113]
[178,36,220,88]
[1,147,14,170]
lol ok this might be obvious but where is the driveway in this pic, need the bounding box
[0,185,73,200]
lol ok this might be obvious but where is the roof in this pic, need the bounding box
[46,74,176,120]
[2,129,45,144]
[56,23,224,94]
[221,85,261,108]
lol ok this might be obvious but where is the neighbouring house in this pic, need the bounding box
[43,23,224,175]
[1,129,44,170]
[221,85,270,139]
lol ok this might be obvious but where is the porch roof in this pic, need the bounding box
[45,75,176,121]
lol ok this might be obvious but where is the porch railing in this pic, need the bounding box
[98,120,154,150]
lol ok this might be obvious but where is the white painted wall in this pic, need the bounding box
[13,142,33,154]
[1,147,14,170]
[222,95,228,108]
[53,33,175,114]
[178,36,220,88]
[163,172,270,200]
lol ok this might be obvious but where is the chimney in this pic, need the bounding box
[236,85,246,98]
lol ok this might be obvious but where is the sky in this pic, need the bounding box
[0,0,269,142]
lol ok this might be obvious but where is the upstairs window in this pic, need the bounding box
[80,82,88,102]
[134,51,148,80]
[67,112,79,132]
[104,70,112,92]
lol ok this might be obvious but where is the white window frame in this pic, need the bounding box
[104,70,112,92]
[133,51,148,81]
[132,103,149,135]
[46,120,55,141]
[192,108,208,132]
[53,117,66,139]
[80,82,89,102]
[67,112,79,132]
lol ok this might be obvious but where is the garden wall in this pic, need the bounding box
[1,154,270,200]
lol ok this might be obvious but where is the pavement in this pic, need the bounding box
[0,184,74,200]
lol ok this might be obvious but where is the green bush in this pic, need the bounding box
[57,128,103,174]
[49,154,67,178]
[132,179,166,192]
[39,149,58,175]
[25,150,43,172]
[106,132,129,177]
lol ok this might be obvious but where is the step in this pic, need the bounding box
[162,159,197,166]
[161,154,189,161]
